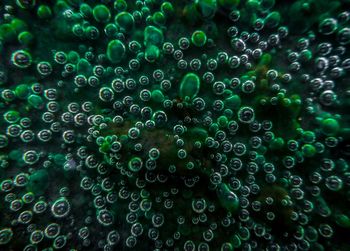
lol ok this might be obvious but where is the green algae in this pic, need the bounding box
[106,39,126,64]
[179,72,201,99]
[27,169,49,196]
[0,0,349,250]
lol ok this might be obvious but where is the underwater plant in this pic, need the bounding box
[0,0,350,250]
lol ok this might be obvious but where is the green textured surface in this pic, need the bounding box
[0,0,350,250]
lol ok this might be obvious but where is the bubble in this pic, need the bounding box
[11,50,32,68]
[18,210,33,224]
[62,130,75,144]
[10,199,23,212]
[318,224,333,238]
[22,192,35,204]
[0,179,13,192]
[125,235,137,248]
[131,222,143,237]
[238,107,255,124]
[325,175,343,191]
[33,200,47,214]
[337,28,350,45]
[192,198,207,213]
[191,30,207,47]
[233,142,246,156]
[99,87,114,102]
[107,230,120,245]
[30,230,44,244]
[14,173,29,187]
[152,213,164,227]
[37,61,52,76]
[0,228,13,245]
[76,227,89,241]
[51,197,70,218]
[228,56,240,68]
[97,209,114,226]
[53,235,67,249]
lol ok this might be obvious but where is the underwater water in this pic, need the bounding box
[0,0,350,250]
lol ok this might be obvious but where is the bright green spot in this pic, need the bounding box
[104,23,118,37]
[151,90,165,103]
[114,0,127,11]
[161,2,174,16]
[93,4,111,23]
[53,154,66,165]
[37,5,52,19]
[15,84,30,99]
[10,18,28,34]
[144,25,164,47]
[302,131,316,143]
[191,30,207,47]
[282,98,291,107]
[0,24,16,42]
[79,3,92,17]
[107,39,126,64]
[54,0,70,12]
[77,58,92,74]
[9,150,21,160]
[145,45,160,63]
[115,12,134,31]
[28,94,44,109]
[217,116,228,127]
[179,73,201,99]
[269,137,285,150]
[336,214,350,228]
[153,11,166,26]
[302,144,316,158]
[264,11,280,28]
[18,31,34,45]
[85,26,99,40]
[259,53,272,65]
[224,95,241,110]
[209,122,219,133]
[246,0,260,11]
[16,0,35,9]
[217,183,239,213]
[100,141,111,153]
[300,49,312,61]
[321,118,340,136]
[68,51,80,63]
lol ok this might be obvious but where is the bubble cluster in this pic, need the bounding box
[0,0,350,250]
